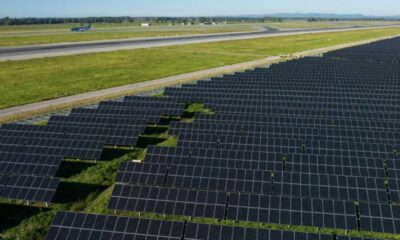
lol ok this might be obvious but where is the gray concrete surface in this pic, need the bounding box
[1,25,399,61]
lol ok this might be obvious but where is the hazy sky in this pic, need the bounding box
[0,0,399,18]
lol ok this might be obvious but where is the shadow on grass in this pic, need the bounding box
[53,182,108,204]
[137,137,166,148]
[143,126,169,135]
[56,161,97,178]
[100,148,136,161]
[181,111,196,119]
[0,203,50,233]
[57,148,137,178]
[158,116,181,125]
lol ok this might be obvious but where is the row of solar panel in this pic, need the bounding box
[326,37,400,58]
[0,124,141,147]
[144,145,394,178]
[175,133,396,159]
[206,105,400,120]
[174,84,400,95]
[211,70,400,78]
[192,71,400,81]
[70,108,170,122]
[45,211,380,240]
[218,60,400,69]
[48,115,147,128]
[202,77,400,86]
[194,114,400,131]
[166,82,400,93]
[193,79,400,88]
[236,67,400,77]
[0,173,59,202]
[145,146,400,202]
[197,98,400,110]
[170,121,399,138]
[179,85,400,96]
[173,95,400,109]
[97,102,184,116]
[108,184,400,233]
[217,62,400,71]
[115,161,396,203]
[169,122,400,144]
[197,94,400,105]
[0,153,63,177]
[165,89,400,102]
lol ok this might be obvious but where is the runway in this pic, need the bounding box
[0,25,398,61]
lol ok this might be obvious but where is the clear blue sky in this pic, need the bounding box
[0,0,398,18]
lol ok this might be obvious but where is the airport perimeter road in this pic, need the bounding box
[0,25,399,61]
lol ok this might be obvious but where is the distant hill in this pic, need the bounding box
[386,15,400,20]
[237,13,395,19]
[264,13,379,19]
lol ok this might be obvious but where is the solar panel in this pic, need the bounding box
[0,153,63,177]
[0,124,141,147]
[0,173,9,195]
[98,100,185,116]
[169,121,400,145]
[47,211,380,240]
[227,193,358,230]
[144,145,386,178]
[108,184,227,219]
[273,172,388,203]
[0,175,59,203]
[184,222,334,240]
[176,133,394,159]
[48,115,148,128]
[115,162,273,194]
[45,211,184,240]
[358,202,400,234]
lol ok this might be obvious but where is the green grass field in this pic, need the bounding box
[0,20,398,47]
[1,27,400,110]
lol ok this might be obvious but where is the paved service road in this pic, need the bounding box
[0,25,399,61]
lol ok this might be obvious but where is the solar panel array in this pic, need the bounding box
[45,211,380,240]
[107,37,400,235]
[0,96,185,203]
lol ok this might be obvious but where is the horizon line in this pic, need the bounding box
[1,12,398,19]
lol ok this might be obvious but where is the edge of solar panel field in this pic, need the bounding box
[1,37,400,240]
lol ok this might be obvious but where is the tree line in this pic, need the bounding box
[0,16,284,26]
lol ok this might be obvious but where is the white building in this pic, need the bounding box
[141,23,151,27]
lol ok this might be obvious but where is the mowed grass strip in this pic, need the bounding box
[1,27,400,109]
